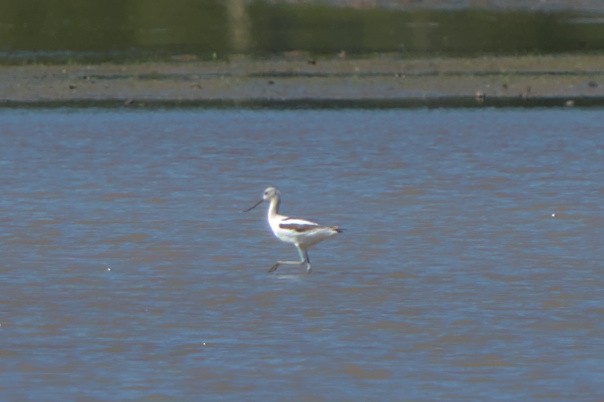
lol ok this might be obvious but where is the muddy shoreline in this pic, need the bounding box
[2,54,603,108]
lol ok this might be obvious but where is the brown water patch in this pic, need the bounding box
[304,308,324,318]
[458,354,512,368]
[372,320,421,334]
[104,233,150,244]
[0,349,18,357]
[202,295,241,307]
[388,271,415,280]
[101,192,138,201]
[171,342,207,357]
[586,307,604,315]
[343,364,392,380]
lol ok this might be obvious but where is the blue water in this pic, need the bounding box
[1,108,603,400]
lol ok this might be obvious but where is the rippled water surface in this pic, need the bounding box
[1,108,603,400]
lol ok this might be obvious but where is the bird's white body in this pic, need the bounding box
[244,187,342,273]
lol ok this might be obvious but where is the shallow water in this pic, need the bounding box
[1,108,603,400]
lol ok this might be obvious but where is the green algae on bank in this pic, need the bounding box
[1,1,604,64]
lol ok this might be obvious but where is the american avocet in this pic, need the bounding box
[243,187,342,273]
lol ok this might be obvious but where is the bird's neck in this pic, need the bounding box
[268,196,280,219]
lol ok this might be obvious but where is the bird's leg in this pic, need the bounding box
[295,246,312,273]
[302,249,311,273]
[268,245,309,273]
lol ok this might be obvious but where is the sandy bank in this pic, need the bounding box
[1,54,603,108]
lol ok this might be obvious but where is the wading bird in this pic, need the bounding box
[243,187,342,273]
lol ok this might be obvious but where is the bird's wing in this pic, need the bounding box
[279,217,320,233]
